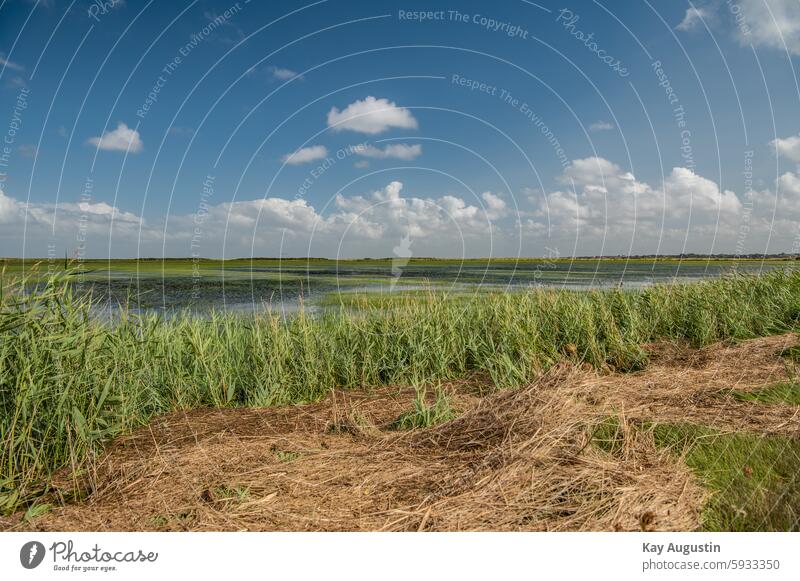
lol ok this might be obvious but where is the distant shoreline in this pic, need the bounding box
[2,254,798,265]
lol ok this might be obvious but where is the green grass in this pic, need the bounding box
[392,387,456,430]
[213,484,250,502]
[1,269,799,514]
[591,419,800,531]
[729,382,800,405]
[781,345,800,363]
[652,424,800,531]
[272,449,300,463]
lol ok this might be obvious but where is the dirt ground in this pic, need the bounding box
[3,334,799,532]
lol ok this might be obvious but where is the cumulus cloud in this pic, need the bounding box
[281,145,328,165]
[529,157,745,252]
[17,144,37,158]
[589,121,614,132]
[87,122,143,153]
[327,96,418,134]
[481,191,508,220]
[248,65,303,81]
[771,171,800,213]
[269,66,301,80]
[770,134,800,163]
[5,158,798,258]
[0,187,146,256]
[735,0,800,54]
[0,190,22,225]
[352,143,422,160]
[0,54,24,71]
[6,76,27,89]
[0,181,507,258]
[676,7,709,31]
[0,189,142,228]
[331,182,507,244]
[750,171,800,217]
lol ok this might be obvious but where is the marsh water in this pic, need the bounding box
[64,259,794,317]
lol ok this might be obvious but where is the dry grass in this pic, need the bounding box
[571,333,800,437]
[5,333,798,532]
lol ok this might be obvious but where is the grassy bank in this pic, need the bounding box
[593,417,800,531]
[653,424,800,531]
[1,270,799,514]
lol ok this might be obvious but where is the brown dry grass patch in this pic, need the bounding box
[3,334,798,532]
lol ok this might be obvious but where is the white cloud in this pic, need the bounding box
[354,160,370,169]
[1,181,509,258]
[778,171,800,195]
[248,65,303,81]
[529,157,744,251]
[589,121,614,132]
[735,0,800,54]
[770,134,800,163]
[751,171,800,216]
[268,66,301,80]
[665,166,743,216]
[5,158,800,258]
[773,171,800,213]
[0,55,24,71]
[0,189,142,227]
[87,122,143,153]
[6,76,27,89]
[352,143,422,160]
[481,192,507,220]
[558,156,625,186]
[0,190,22,225]
[676,7,708,31]
[281,145,328,165]
[17,144,37,159]
[332,182,507,241]
[327,96,418,134]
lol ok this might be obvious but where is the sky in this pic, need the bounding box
[1,0,800,259]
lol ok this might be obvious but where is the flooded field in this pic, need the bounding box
[9,257,793,315]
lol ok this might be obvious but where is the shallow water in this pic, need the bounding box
[74,260,792,317]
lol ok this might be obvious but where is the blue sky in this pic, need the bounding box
[1,0,800,258]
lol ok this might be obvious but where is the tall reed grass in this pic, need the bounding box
[1,270,799,512]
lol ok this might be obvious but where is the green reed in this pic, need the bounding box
[1,269,798,512]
